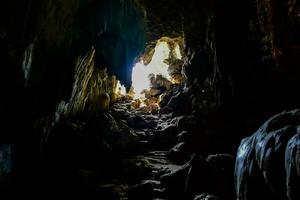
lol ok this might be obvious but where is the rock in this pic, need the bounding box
[142,47,155,65]
[185,154,235,200]
[159,85,181,108]
[168,59,184,84]
[149,88,165,97]
[149,104,160,114]
[177,131,190,143]
[120,157,152,183]
[235,109,300,200]
[234,134,267,200]
[150,74,173,90]
[131,99,142,109]
[168,142,191,164]
[110,92,118,104]
[141,102,160,114]
[127,115,148,129]
[105,118,139,152]
[167,88,193,116]
[99,92,110,111]
[96,183,128,200]
[171,73,184,84]
[155,123,178,147]
[153,188,168,199]
[64,49,96,117]
[86,68,111,113]
[194,193,219,200]
[145,96,159,105]
[0,144,15,175]
[285,133,300,200]
[160,158,192,199]
[158,106,172,115]
[154,116,195,149]
[176,115,197,131]
[128,180,160,200]
[206,154,235,173]
[110,107,131,120]
[153,167,172,180]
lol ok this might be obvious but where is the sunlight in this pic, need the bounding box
[131,61,150,99]
[131,41,172,99]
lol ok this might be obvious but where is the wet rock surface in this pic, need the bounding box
[285,133,300,200]
[235,109,300,200]
[194,194,219,200]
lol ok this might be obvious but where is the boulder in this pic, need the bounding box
[119,157,152,183]
[160,159,192,200]
[285,133,300,200]
[168,142,191,164]
[186,154,235,200]
[235,109,300,200]
[161,154,234,200]
[128,180,161,200]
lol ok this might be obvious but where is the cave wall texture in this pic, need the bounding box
[2,0,299,120]
[1,0,300,197]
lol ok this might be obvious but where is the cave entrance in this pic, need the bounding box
[129,37,184,110]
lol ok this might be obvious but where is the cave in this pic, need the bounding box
[1,0,300,199]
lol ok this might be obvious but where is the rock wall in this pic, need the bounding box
[2,0,299,141]
[1,0,300,196]
[0,0,147,190]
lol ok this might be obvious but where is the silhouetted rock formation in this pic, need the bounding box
[235,109,300,200]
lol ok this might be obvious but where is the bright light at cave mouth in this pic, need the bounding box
[115,80,127,96]
[131,40,181,100]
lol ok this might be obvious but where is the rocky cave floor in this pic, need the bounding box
[78,102,185,200]
[52,99,234,200]
[88,101,182,200]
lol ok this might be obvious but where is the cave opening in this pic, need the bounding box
[130,37,184,110]
[1,0,300,199]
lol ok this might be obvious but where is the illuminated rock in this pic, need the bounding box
[285,133,300,200]
[99,93,110,111]
[235,109,300,200]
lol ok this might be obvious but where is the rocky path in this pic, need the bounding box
[114,101,182,200]
[91,101,182,200]
[39,99,235,200]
